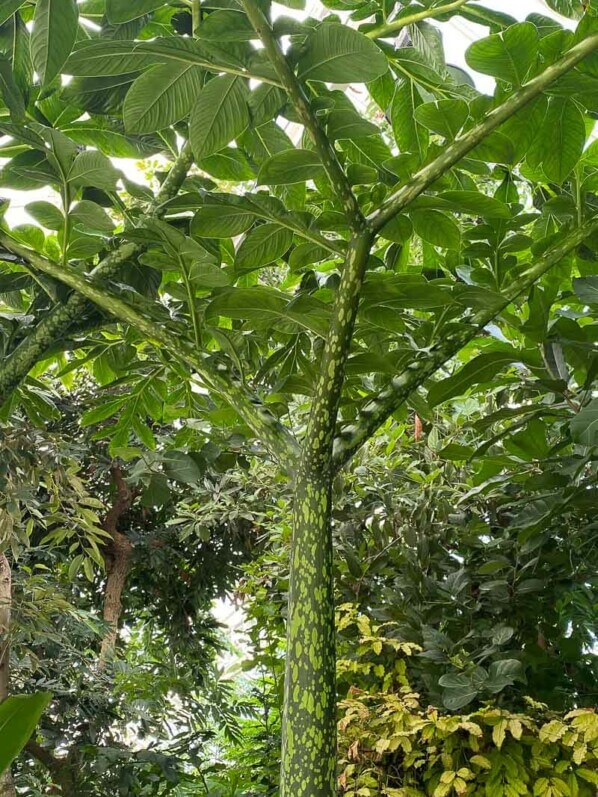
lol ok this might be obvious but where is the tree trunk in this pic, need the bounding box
[98,465,134,667]
[0,553,16,797]
[281,469,336,797]
[99,529,133,665]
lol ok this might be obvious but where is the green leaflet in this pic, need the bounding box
[573,276,598,304]
[124,63,204,134]
[189,75,249,160]
[0,54,25,123]
[438,191,511,220]
[428,351,521,407]
[191,205,254,239]
[466,22,539,85]
[67,151,120,191]
[414,99,469,140]
[570,398,598,446]
[105,0,165,23]
[196,10,255,42]
[30,0,78,87]
[536,97,586,184]
[410,209,460,250]
[64,40,158,76]
[235,223,293,270]
[326,110,379,141]
[0,693,52,775]
[297,23,388,84]
[0,0,24,26]
[257,149,325,185]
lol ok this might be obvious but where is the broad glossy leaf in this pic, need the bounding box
[70,200,114,234]
[31,0,78,86]
[0,693,52,775]
[414,99,469,139]
[410,209,460,249]
[573,276,598,304]
[198,148,255,181]
[248,84,286,127]
[466,22,539,85]
[0,0,24,26]
[390,78,428,159]
[191,205,254,238]
[65,40,157,76]
[257,149,325,185]
[439,191,511,219]
[538,98,586,184]
[124,63,204,133]
[162,450,202,484]
[570,398,598,446]
[68,151,120,191]
[326,110,378,141]
[297,23,387,84]
[105,0,165,23]
[428,351,519,407]
[189,75,249,160]
[197,10,255,42]
[0,54,25,123]
[235,223,293,270]
[545,0,584,17]
[26,200,63,230]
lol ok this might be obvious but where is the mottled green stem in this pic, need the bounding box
[283,472,335,796]
[366,0,471,39]
[332,219,598,468]
[0,233,300,472]
[282,230,373,795]
[0,143,194,405]
[369,32,598,232]
[240,0,365,232]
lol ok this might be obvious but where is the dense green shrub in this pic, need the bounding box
[337,607,598,797]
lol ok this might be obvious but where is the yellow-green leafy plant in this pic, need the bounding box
[337,606,598,797]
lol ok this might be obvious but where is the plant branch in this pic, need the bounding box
[0,234,301,472]
[332,219,598,468]
[368,32,598,232]
[0,142,194,406]
[240,0,366,232]
[366,0,471,40]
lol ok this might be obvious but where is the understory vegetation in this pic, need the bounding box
[0,0,596,794]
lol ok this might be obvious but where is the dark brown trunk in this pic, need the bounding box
[0,553,16,797]
[98,465,134,667]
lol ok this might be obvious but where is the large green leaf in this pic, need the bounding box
[235,223,293,270]
[65,40,157,76]
[189,75,249,160]
[410,209,460,249]
[0,693,52,775]
[0,54,25,123]
[0,0,24,26]
[439,191,511,220]
[414,99,469,140]
[196,9,255,42]
[68,151,120,191]
[30,0,78,86]
[390,78,428,160]
[124,63,204,133]
[545,0,584,18]
[257,149,325,185]
[538,98,586,184]
[297,23,387,84]
[105,0,165,23]
[465,22,538,85]
[191,205,254,238]
[428,351,520,407]
[570,398,598,446]
[573,276,598,304]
